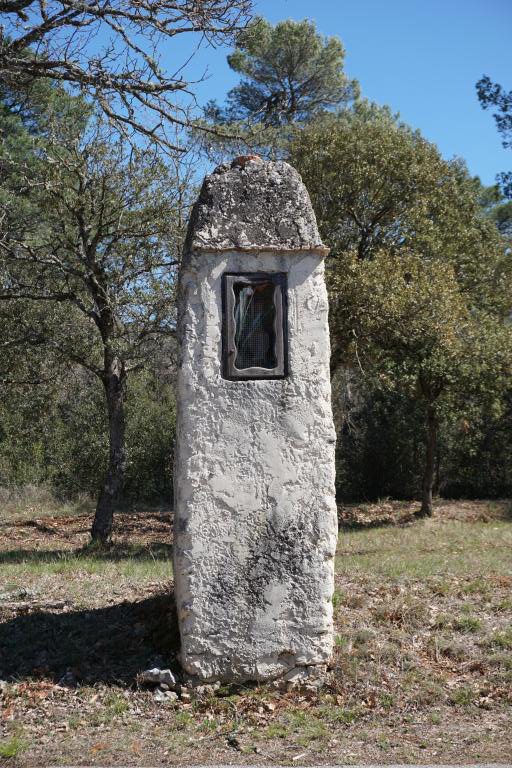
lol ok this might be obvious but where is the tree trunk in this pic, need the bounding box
[433,441,441,497]
[91,357,126,543]
[418,405,438,518]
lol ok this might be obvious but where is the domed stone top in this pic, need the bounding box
[185,156,327,254]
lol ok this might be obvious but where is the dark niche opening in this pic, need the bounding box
[223,272,287,380]
[234,281,277,370]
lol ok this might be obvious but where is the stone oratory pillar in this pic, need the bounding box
[174,156,337,683]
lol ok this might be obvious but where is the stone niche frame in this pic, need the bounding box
[222,271,288,381]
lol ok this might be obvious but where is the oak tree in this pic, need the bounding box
[1,91,187,541]
[290,106,512,514]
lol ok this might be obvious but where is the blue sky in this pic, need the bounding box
[175,0,511,186]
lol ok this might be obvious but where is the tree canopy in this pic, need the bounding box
[477,75,512,198]
[204,17,359,128]
[2,18,512,527]
[289,105,512,514]
[0,83,187,540]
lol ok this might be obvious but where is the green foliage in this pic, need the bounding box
[290,105,512,503]
[0,366,176,503]
[0,369,107,495]
[197,17,359,164]
[207,17,359,126]
[290,105,503,275]
[478,184,512,237]
[1,49,511,507]
[476,75,512,198]
[335,377,512,502]
[0,732,28,759]
[0,80,185,376]
[442,392,512,498]
[124,369,176,502]
[292,109,509,390]
[0,80,186,536]
[335,382,425,501]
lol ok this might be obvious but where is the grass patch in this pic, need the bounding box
[449,685,477,707]
[453,615,482,633]
[0,486,93,523]
[373,598,427,627]
[0,498,511,765]
[0,731,28,759]
[336,518,512,580]
[103,692,130,716]
[481,626,512,650]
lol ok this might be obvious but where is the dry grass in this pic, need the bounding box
[0,497,511,765]
[0,485,93,524]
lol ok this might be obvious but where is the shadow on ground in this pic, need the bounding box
[0,592,180,685]
[0,542,173,564]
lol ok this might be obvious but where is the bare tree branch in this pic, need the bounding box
[0,0,253,152]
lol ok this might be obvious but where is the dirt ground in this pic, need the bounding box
[0,499,511,765]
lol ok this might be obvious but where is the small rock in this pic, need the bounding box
[283,665,326,690]
[140,667,176,688]
[193,684,216,698]
[284,667,309,683]
[153,689,167,702]
[58,670,77,688]
[165,691,179,703]
[159,669,176,687]
[154,689,178,703]
[0,587,34,602]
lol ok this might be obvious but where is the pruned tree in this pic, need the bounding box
[0,0,252,152]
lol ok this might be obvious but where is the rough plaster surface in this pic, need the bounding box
[174,159,337,682]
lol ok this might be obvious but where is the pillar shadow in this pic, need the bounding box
[0,542,173,564]
[0,592,180,685]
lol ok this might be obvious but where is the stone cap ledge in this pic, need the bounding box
[190,245,330,256]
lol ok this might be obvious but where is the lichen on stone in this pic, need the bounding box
[185,157,327,254]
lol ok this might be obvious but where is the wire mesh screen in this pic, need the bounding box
[234,282,277,370]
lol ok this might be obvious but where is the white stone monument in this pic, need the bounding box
[174,156,337,683]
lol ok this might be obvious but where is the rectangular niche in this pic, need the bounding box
[222,272,288,380]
